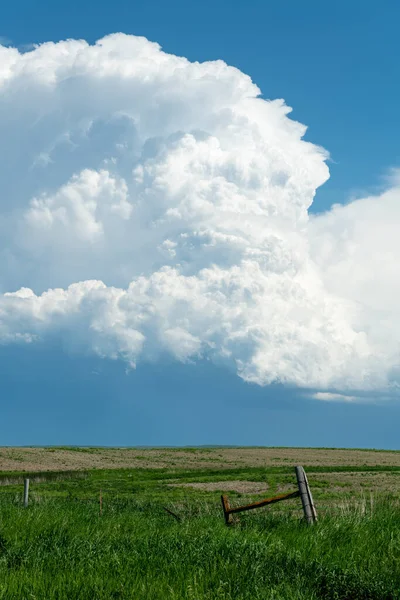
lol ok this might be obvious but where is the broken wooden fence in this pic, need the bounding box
[221,465,317,525]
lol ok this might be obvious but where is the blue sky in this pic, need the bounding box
[1,0,399,447]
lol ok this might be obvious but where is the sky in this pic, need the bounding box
[0,0,399,447]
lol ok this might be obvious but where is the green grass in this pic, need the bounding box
[0,466,399,599]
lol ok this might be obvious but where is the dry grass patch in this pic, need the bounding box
[167,480,269,493]
[317,471,400,494]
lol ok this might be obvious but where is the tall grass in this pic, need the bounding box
[0,494,399,599]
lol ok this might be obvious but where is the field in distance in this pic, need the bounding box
[2,445,400,471]
[1,446,400,506]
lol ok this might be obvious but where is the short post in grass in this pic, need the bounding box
[23,478,29,508]
[99,489,103,516]
[295,466,317,524]
[221,494,233,525]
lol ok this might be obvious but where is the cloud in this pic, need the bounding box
[311,392,361,403]
[310,391,398,404]
[0,33,398,396]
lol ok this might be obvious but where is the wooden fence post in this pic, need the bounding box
[221,494,232,525]
[24,478,29,508]
[303,468,318,522]
[99,489,103,516]
[295,466,315,524]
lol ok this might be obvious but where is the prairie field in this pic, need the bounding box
[2,445,400,472]
[0,446,399,599]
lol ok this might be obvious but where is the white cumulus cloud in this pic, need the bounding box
[0,33,398,397]
[310,392,361,403]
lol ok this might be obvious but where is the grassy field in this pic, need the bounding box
[0,447,399,599]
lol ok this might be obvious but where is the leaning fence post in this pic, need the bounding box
[295,466,315,524]
[23,478,30,508]
[303,468,318,521]
[221,495,232,525]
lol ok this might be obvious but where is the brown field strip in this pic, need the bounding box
[1,446,400,472]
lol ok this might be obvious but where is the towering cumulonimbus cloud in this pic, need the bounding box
[0,33,398,395]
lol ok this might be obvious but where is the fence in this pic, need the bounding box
[19,467,317,527]
[221,465,317,524]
